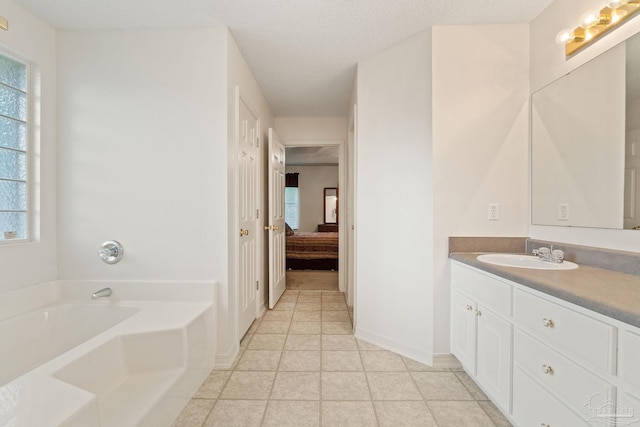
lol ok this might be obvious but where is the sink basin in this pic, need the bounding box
[477,253,579,270]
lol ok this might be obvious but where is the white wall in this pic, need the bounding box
[274,117,347,141]
[284,165,338,232]
[432,25,530,355]
[0,0,57,293]
[57,28,228,282]
[356,29,435,363]
[530,0,640,252]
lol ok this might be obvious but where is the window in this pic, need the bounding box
[285,187,299,229]
[0,52,29,242]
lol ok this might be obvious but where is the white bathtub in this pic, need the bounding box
[0,280,216,427]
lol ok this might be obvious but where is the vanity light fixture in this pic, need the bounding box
[556,0,640,57]
[0,16,8,31]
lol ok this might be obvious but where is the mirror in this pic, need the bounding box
[324,188,338,224]
[531,32,640,230]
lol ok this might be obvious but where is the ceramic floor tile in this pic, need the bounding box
[289,321,322,335]
[204,400,267,427]
[356,339,384,351]
[279,350,321,371]
[321,311,350,322]
[373,401,438,427]
[292,311,322,322]
[321,296,346,304]
[255,321,291,334]
[219,371,275,400]
[172,398,215,427]
[366,372,422,400]
[411,372,474,401]
[194,370,232,399]
[427,401,496,427]
[321,302,348,311]
[478,400,514,427]
[322,350,363,371]
[283,290,299,296]
[235,350,282,371]
[270,371,321,400]
[295,302,322,311]
[284,334,321,350]
[279,294,299,303]
[321,372,371,400]
[262,401,320,427]
[240,334,253,350]
[401,356,450,372]
[321,401,377,427]
[247,334,287,350]
[321,322,352,335]
[361,350,407,371]
[321,335,358,351]
[297,295,322,303]
[247,321,260,334]
[263,310,294,322]
[273,302,296,311]
[455,370,489,400]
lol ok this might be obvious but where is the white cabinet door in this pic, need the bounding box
[476,305,512,412]
[451,290,476,374]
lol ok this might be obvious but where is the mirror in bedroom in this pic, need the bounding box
[531,31,640,230]
[324,187,338,224]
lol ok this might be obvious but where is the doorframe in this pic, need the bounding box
[282,139,347,293]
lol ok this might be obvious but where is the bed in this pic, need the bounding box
[286,231,339,270]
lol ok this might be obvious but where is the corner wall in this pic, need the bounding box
[529,0,640,252]
[356,29,435,363]
[0,0,57,292]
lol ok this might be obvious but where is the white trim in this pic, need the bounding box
[215,342,240,369]
[355,326,434,366]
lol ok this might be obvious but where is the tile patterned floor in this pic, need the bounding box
[172,290,513,427]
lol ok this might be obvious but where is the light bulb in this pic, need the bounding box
[555,28,574,44]
[608,0,623,7]
[580,10,601,28]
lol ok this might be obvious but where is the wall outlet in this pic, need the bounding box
[557,203,569,221]
[488,203,500,221]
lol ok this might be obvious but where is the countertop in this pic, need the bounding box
[450,253,640,329]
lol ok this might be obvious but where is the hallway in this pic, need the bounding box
[173,290,512,426]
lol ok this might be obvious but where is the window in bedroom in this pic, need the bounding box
[285,187,299,229]
[0,52,29,243]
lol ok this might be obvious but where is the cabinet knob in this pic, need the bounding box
[542,318,554,328]
[466,305,473,311]
[476,310,482,317]
[541,424,550,427]
[542,364,554,375]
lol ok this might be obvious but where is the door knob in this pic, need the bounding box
[273,225,280,231]
[264,226,271,231]
[240,229,249,236]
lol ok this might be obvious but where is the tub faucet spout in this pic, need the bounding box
[91,287,112,300]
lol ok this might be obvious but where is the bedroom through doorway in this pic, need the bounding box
[284,146,340,292]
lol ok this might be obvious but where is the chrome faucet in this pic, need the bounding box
[532,246,565,263]
[91,287,112,300]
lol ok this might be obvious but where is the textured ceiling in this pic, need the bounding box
[14,0,554,116]
[286,146,339,165]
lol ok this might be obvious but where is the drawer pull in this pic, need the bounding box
[542,318,554,328]
[542,364,554,375]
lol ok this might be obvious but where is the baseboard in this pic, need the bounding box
[355,326,433,366]
[214,342,239,370]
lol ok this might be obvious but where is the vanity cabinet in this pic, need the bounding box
[451,264,513,413]
[451,260,640,427]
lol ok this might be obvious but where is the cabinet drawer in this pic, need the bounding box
[514,328,615,421]
[452,263,511,318]
[514,289,616,373]
[620,329,640,392]
[513,366,588,427]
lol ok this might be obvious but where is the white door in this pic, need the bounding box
[267,128,286,308]
[624,133,640,229]
[238,96,259,338]
[451,290,477,374]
